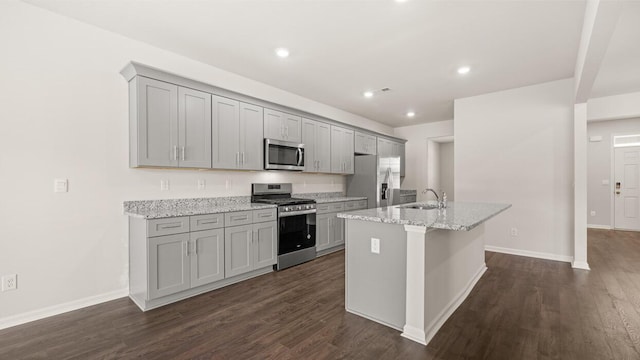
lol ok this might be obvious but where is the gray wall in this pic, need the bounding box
[439,142,455,201]
[587,118,640,227]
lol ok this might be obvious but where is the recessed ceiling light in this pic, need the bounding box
[275,48,290,58]
[457,66,471,75]
[406,111,415,118]
[363,91,374,98]
[395,0,408,3]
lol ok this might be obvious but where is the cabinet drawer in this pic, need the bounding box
[190,213,224,231]
[328,202,345,213]
[355,200,368,210]
[317,203,332,214]
[225,211,253,227]
[253,208,277,223]
[147,217,190,237]
[344,201,358,211]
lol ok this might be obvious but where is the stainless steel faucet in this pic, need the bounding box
[422,188,447,209]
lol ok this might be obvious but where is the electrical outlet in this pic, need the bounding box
[590,211,596,216]
[2,274,17,291]
[160,180,169,191]
[197,179,206,190]
[54,178,68,193]
[371,238,380,254]
[510,228,518,236]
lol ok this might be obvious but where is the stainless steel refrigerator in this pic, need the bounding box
[346,155,401,209]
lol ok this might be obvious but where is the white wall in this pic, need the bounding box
[0,1,390,326]
[587,118,640,228]
[439,142,455,201]
[394,120,454,201]
[454,79,575,261]
[588,92,640,121]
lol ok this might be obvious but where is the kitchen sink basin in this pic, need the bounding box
[402,204,440,210]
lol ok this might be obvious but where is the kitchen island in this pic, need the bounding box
[337,201,510,346]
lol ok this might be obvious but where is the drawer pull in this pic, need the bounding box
[232,215,248,220]
[199,219,219,224]
[159,224,182,229]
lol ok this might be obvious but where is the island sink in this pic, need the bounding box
[402,204,440,210]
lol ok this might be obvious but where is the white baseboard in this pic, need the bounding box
[0,288,128,331]
[485,245,573,263]
[572,260,591,270]
[420,264,487,346]
[587,224,611,230]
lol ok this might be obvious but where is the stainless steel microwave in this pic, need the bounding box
[264,139,305,171]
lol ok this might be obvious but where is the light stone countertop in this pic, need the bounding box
[337,201,511,231]
[124,196,276,219]
[294,192,367,204]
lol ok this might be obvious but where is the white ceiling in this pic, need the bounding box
[25,0,623,127]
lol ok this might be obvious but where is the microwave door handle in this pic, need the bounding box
[296,148,303,166]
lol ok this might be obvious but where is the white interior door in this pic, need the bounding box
[614,146,640,230]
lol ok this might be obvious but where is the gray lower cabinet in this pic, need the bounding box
[225,221,277,278]
[190,228,224,288]
[148,233,190,299]
[316,199,366,253]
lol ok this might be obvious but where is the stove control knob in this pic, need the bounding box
[307,234,311,239]
[284,207,289,212]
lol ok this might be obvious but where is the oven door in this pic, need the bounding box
[278,212,316,255]
[264,139,305,171]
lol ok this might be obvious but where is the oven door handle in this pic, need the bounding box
[279,209,316,218]
[296,148,303,166]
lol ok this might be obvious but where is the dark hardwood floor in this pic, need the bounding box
[2,228,640,359]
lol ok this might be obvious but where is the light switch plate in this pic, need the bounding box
[371,238,380,254]
[54,179,68,193]
[160,180,169,191]
[590,211,596,216]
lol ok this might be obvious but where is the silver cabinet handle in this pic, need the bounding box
[193,240,198,255]
[236,152,239,166]
[199,219,219,225]
[159,223,182,229]
[184,241,189,256]
[242,152,245,165]
[173,146,178,161]
[181,147,185,161]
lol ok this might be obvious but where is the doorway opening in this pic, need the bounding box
[425,136,454,201]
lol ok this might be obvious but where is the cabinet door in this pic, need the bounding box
[343,128,354,174]
[377,138,390,157]
[302,119,317,172]
[331,126,344,173]
[316,122,331,173]
[224,225,253,278]
[283,113,302,143]
[134,77,178,167]
[333,214,345,246]
[399,143,405,177]
[190,229,224,288]
[212,95,241,169]
[239,102,264,170]
[253,221,277,269]
[367,135,377,155]
[264,109,284,141]
[354,132,367,154]
[316,214,332,251]
[178,87,212,168]
[148,233,190,299]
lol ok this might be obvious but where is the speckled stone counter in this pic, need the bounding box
[337,201,510,231]
[124,196,276,219]
[294,192,368,204]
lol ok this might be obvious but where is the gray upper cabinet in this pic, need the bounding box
[355,132,377,155]
[264,108,301,143]
[130,76,212,168]
[331,125,354,174]
[212,98,264,170]
[378,138,405,176]
[148,233,190,300]
[130,76,179,167]
[239,103,264,170]
[190,228,224,288]
[178,87,212,168]
[302,118,331,173]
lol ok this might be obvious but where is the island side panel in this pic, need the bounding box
[345,219,407,330]
[422,223,488,343]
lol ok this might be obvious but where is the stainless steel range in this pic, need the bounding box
[251,183,316,270]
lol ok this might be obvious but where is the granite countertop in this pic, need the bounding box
[294,192,368,204]
[337,201,511,231]
[124,196,276,219]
